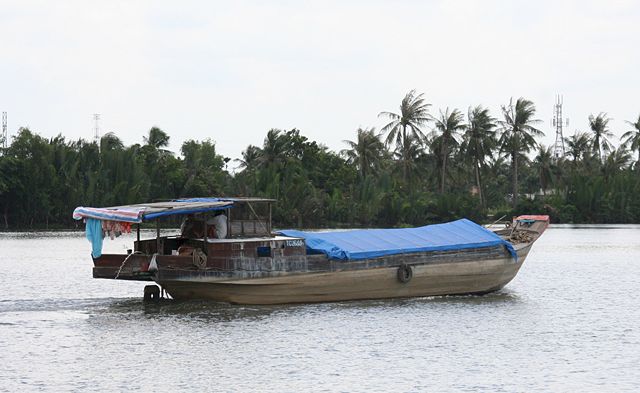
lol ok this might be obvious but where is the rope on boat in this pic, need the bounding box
[192,249,207,269]
[114,251,144,279]
[509,231,534,244]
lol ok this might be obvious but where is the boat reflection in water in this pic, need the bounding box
[73,198,548,305]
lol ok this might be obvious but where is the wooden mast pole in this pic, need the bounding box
[136,223,140,252]
[268,202,272,236]
[203,213,208,254]
[156,219,161,255]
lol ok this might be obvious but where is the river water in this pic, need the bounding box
[1,226,639,392]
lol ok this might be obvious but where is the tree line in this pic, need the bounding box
[1,90,640,229]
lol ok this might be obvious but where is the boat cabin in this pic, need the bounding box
[73,197,307,280]
[133,197,275,256]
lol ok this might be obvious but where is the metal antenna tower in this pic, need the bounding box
[552,95,568,160]
[2,112,7,150]
[93,113,101,145]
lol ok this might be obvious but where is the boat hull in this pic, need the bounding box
[158,245,532,305]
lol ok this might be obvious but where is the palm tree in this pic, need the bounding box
[588,113,614,162]
[462,106,496,207]
[259,129,289,168]
[236,145,262,171]
[342,128,386,179]
[235,145,262,194]
[143,127,170,150]
[534,145,554,195]
[498,98,544,208]
[393,133,426,187]
[432,108,465,193]
[565,131,591,162]
[378,90,431,182]
[621,114,640,168]
[602,147,631,178]
[100,132,124,151]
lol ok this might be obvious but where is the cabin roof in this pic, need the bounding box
[72,197,274,223]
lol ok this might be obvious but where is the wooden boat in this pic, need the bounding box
[73,198,549,305]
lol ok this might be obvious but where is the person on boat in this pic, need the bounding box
[180,215,204,238]
[209,210,227,239]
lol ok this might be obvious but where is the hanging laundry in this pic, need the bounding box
[102,220,132,240]
[85,218,104,259]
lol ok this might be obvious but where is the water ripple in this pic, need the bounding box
[1,228,640,392]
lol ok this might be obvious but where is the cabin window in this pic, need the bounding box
[257,246,271,258]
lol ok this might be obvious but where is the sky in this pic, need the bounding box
[1,0,639,167]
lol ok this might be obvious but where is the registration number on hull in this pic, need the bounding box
[285,239,304,247]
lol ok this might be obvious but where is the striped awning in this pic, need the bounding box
[73,198,234,223]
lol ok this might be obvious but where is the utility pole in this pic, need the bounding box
[1,112,7,150]
[93,113,101,145]
[552,95,568,161]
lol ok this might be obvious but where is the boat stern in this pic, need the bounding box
[92,253,155,281]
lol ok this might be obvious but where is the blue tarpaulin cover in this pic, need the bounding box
[279,219,516,261]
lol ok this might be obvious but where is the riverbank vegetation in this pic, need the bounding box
[1,91,640,229]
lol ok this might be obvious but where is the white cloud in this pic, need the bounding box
[0,0,638,159]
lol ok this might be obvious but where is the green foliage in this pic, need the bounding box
[432,108,465,193]
[588,113,614,161]
[342,128,387,179]
[0,95,639,229]
[462,105,497,208]
[621,113,640,168]
[0,128,228,229]
[180,139,227,197]
[379,90,431,185]
[498,97,544,208]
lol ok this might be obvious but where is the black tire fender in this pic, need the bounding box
[143,285,161,302]
[397,263,413,284]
